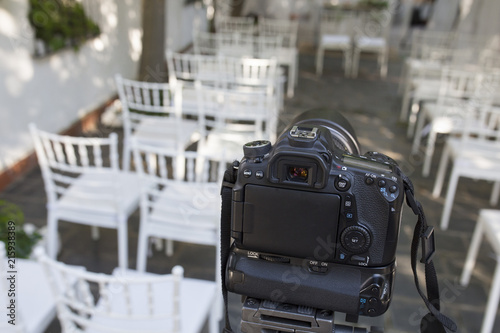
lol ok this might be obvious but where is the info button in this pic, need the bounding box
[335,175,351,191]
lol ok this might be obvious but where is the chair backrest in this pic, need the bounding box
[193,32,282,59]
[35,247,185,333]
[410,30,455,60]
[165,51,220,87]
[433,67,500,130]
[132,141,229,184]
[115,74,182,137]
[354,9,392,41]
[319,8,358,36]
[436,66,481,102]
[257,17,299,48]
[214,14,255,34]
[478,48,500,70]
[29,124,119,206]
[193,31,253,57]
[196,83,275,141]
[132,141,230,231]
[456,100,500,150]
[410,31,497,66]
[218,56,279,93]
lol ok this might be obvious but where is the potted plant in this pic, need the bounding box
[0,200,42,259]
[28,0,101,55]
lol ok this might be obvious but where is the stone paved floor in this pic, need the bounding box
[1,48,499,333]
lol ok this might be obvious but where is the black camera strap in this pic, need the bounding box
[219,163,457,333]
[397,167,457,332]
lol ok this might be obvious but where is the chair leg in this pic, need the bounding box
[166,239,174,256]
[411,110,426,154]
[422,129,437,177]
[136,224,149,272]
[407,101,421,138]
[351,48,360,78]
[460,216,484,287]
[380,50,388,79]
[294,52,299,86]
[153,237,163,251]
[122,139,131,172]
[440,167,460,230]
[344,49,352,78]
[91,226,99,241]
[432,143,451,198]
[400,82,413,123]
[398,61,409,95]
[316,46,324,76]
[287,63,296,98]
[481,257,500,333]
[117,215,128,270]
[277,76,285,111]
[46,210,59,259]
[490,181,500,206]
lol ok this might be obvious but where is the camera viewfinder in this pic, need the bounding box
[288,166,309,182]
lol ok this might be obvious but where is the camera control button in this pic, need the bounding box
[365,177,374,185]
[255,170,264,179]
[378,179,386,187]
[310,265,328,273]
[243,169,252,178]
[335,175,351,191]
[389,185,397,193]
[341,226,371,254]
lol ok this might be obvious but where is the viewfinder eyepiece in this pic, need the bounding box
[288,166,309,182]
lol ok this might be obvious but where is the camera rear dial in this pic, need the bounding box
[341,225,371,254]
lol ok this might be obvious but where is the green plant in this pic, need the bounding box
[0,200,41,259]
[357,0,389,10]
[28,0,101,54]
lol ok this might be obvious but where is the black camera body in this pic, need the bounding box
[225,109,405,317]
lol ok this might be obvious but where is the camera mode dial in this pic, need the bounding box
[341,226,371,254]
[243,140,272,161]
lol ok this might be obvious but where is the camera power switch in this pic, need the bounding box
[309,262,328,273]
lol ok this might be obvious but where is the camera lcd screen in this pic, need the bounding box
[343,154,392,173]
[242,184,341,261]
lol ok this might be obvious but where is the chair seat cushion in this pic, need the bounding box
[321,34,351,48]
[133,118,200,149]
[448,137,500,161]
[406,59,443,71]
[58,171,141,217]
[411,79,440,99]
[148,181,220,230]
[355,37,386,50]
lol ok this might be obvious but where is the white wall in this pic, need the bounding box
[166,1,207,52]
[0,0,142,173]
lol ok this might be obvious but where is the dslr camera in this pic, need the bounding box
[225,109,405,319]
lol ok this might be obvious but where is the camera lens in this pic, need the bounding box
[289,108,361,155]
[288,166,308,182]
